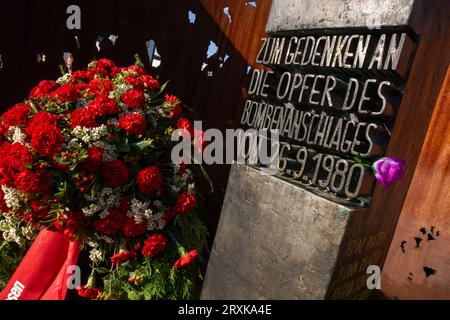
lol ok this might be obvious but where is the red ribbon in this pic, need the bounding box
[0,229,80,300]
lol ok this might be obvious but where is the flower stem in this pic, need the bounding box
[166,229,187,256]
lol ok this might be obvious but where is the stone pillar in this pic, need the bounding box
[201,164,363,299]
[266,0,415,31]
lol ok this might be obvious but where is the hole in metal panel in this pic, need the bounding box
[423,266,436,278]
[188,10,196,24]
[206,41,219,59]
[223,6,232,23]
[218,54,230,68]
[146,39,162,68]
[95,36,104,52]
[108,35,118,46]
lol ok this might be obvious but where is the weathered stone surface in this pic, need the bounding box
[201,164,361,299]
[266,0,415,32]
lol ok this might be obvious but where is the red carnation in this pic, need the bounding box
[0,144,15,186]
[125,75,143,90]
[140,74,160,90]
[136,166,163,194]
[142,233,167,257]
[177,117,194,136]
[75,83,89,94]
[29,80,58,99]
[87,78,114,95]
[92,219,121,235]
[117,113,147,136]
[70,108,99,128]
[89,66,109,78]
[173,249,199,269]
[127,65,146,76]
[173,193,196,214]
[30,124,64,157]
[53,210,86,240]
[92,209,124,235]
[111,67,127,77]
[96,58,116,71]
[0,165,15,187]
[76,286,102,299]
[15,169,51,193]
[88,95,119,117]
[2,103,30,127]
[9,143,33,170]
[121,89,145,109]
[121,216,147,238]
[72,70,93,83]
[81,146,104,172]
[27,112,59,136]
[110,250,137,265]
[51,83,79,102]
[101,160,129,188]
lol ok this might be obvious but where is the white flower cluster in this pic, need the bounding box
[187,183,195,194]
[56,73,71,85]
[8,126,28,145]
[171,169,194,194]
[0,214,35,246]
[82,187,120,218]
[89,248,104,264]
[127,198,166,231]
[87,240,104,264]
[147,211,166,231]
[21,225,36,241]
[71,125,109,144]
[117,83,133,95]
[64,125,118,161]
[1,186,22,209]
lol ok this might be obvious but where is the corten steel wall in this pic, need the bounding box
[0,0,272,236]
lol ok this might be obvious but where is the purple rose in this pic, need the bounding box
[373,157,406,189]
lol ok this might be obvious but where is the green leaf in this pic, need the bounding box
[91,180,102,196]
[127,291,140,300]
[23,163,33,170]
[94,267,111,274]
[158,81,169,95]
[134,139,153,151]
[53,155,71,165]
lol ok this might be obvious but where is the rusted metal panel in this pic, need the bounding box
[381,66,450,300]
